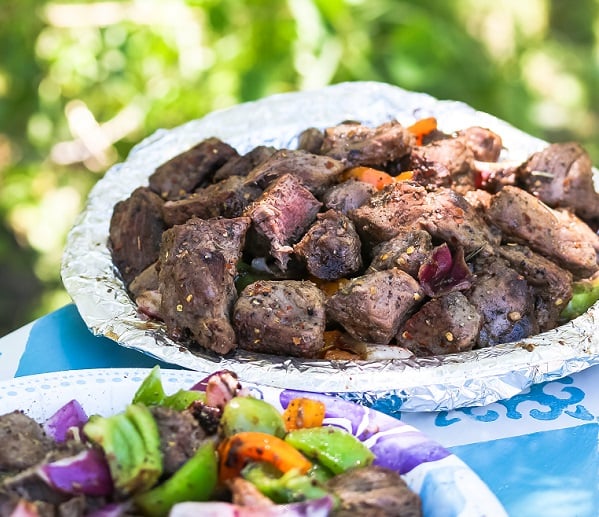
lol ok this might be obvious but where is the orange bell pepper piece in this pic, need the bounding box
[407,116,438,145]
[342,166,396,190]
[218,432,312,481]
[282,398,326,431]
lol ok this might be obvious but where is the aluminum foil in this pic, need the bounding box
[61,81,599,412]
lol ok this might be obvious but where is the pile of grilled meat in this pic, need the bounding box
[109,118,599,359]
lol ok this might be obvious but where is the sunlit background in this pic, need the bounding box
[1,0,598,336]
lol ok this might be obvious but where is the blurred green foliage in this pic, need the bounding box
[0,0,598,335]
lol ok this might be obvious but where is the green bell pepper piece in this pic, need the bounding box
[135,440,218,517]
[220,396,286,438]
[133,365,204,410]
[242,462,331,504]
[284,426,374,475]
[83,403,163,496]
[560,275,599,321]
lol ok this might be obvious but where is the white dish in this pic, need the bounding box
[61,81,599,411]
[0,368,506,516]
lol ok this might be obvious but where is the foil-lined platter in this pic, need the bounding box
[61,81,599,412]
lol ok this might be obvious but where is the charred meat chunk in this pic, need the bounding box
[162,176,262,226]
[244,174,322,271]
[0,411,53,473]
[158,217,250,354]
[327,465,422,517]
[467,254,539,347]
[326,268,423,345]
[149,137,238,200]
[456,126,503,162]
[320,120,414,168]
[398,291,482,356]
[150,406,207,476]
[212,145,276,182]
[294,210,362,281]
[517,142,599,222]
[109,186,166,287]
[233,280,326,358]
[322,179,376,215]
[350,182,497,255]
[368,229,433,278]
[409,137,476,193]
[487,186,599,278]
[244,149,345,196]
[297,127,325,154]
[497,243,573,331]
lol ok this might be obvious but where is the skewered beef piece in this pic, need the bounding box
[326,268,423,344]
[368,229,433,278]
[350,182,498,255]
[149,137,239,200]
[553,208,599,256]
[322,179,376,215]
[108,186,166,287]
[516,142,599,223]
[497,244,573,331]
[0,412,54,473]
[467,254,539,347]
[409,137,476,193]
[158,217,250,355]
[320,120,414,167]
[162,175,262,226]
[244,174,322,272]
[212,145,276,182]
[293,210,362,281]
[150,406,207,476]
[397,291,482,356]
[456,126,503,162]
[233,280,326,358]
[487,186,599,278]
[244,149,345,196]
[326,465,422,517]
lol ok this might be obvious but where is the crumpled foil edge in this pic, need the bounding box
[61,81,599,412]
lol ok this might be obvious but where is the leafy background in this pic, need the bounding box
[1,0,598,336]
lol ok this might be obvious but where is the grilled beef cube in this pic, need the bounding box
[350,182,497,255]
[163,176,262,226]
[368,230,433,278]
[497,244,573,331]
[149,137,239,200]
[349,181,429,244]
[409,137,476,193]
[297,127,325,154]
[487,186,598,278]
[244,149,345,196]
[244,174,322,272]
[109,186,166,287]
[322,179,376,215]
[212,145,276,182]
[326,268,423,345]
[150,406,207,476]
[398,291,482,356]
[233,280,326,358]
[517,142,599,222]
[129,262,161,320]
[554,208,599,256]
[293,210,362,281]
[467,255,539,347]
[320,120,414,168]
[456,126,503,162]
[158,217,250,355]
[326,465,422,517]
[0,411,53,473]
